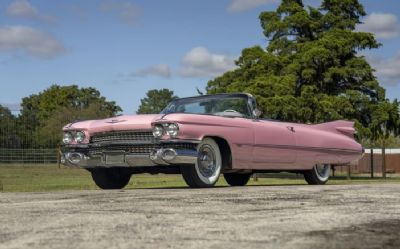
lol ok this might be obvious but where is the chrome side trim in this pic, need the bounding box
[236,143,362,154]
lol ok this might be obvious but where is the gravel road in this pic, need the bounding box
[1,184,400,249]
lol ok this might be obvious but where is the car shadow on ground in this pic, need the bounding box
[129,183,308,190]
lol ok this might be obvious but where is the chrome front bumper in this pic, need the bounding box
[61,148,198,168]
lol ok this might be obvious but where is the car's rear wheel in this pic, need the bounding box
[90,168,131,189]
[181,138,222,188]
[224,173,252,186]
[304,164,331,185]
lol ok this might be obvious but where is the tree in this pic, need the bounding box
[0,105,20,148]
[137,89,178,114]
[19,84,122,148]
[36,102,120,148]
[20,85,121,123]
[206,0,399,142]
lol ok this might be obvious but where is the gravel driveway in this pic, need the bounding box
[1,184,400,249]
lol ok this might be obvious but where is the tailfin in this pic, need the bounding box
[313,120,356,137]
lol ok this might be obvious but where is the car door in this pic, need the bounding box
[252,120,297,164]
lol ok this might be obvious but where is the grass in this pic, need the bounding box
[0,164,400,192]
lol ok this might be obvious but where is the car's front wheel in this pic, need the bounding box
[181,138,222,188]
[303,164,331,185]
[90,168,131,189]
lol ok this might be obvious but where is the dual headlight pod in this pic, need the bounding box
[63,131,86,144]
[152,123,179,138]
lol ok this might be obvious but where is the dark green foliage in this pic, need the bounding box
[0,105,20,148]
[20,85,121,123]
[1,85,122,149]
[137,89,178,114]
[207,0,399,142]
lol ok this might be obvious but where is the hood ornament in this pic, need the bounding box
[106,119,127,124]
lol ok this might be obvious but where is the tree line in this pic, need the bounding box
[0,86,176,149]
[0,85,122,148]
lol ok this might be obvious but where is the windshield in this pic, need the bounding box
[161,95,251,118]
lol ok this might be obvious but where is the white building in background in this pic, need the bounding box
[363,149,400,154]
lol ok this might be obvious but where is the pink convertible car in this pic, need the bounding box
[61,93,363,188]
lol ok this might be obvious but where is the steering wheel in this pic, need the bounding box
[223,109,239,113]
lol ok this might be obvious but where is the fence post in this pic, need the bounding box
[370,148,374,178]
[347,165,351,180]
[382,140,386,179]
[57,144,61,169]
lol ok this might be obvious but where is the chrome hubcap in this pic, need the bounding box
[197,145,216,178]
[315,164,330,179]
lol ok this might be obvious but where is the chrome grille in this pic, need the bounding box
[90,130,154,143]
[89,144,155,155]
[157,143,197,151]
[89,130,196,155]
[88,143,197,155]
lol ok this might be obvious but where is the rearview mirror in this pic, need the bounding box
[253,109,262,118]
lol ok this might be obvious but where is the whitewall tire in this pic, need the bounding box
[181,138,222,188]
[304,164,331,185]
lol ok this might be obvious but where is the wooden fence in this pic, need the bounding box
[335,149,400,175]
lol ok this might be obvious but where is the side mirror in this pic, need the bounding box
[253,109,262,118]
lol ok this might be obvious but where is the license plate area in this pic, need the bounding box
[104,152,125,165]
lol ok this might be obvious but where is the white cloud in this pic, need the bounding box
[367,53,400,85]
[133,64,171,78]
[6,0,56,23]
[227,0,278,12]
[100,0,141,25]
[0,25,65,58]
[179,47,237,78]
[358,12,400,39]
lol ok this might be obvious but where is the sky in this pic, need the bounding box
[1,0,400,114]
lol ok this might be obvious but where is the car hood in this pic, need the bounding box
[63,114,162,134]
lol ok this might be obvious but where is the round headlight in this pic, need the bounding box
[152,125,164,138]
[75,131,85,143]
[166,123,179,137]
[63,132,73,144]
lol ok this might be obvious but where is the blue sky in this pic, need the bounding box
[1,0,400,114]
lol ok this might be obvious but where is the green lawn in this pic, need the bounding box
[0,164,399,192]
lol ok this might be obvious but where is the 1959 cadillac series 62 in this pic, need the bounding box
[61,93,363,189]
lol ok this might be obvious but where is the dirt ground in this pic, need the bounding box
[1,184,400,249]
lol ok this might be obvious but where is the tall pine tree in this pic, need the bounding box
[207,0,399,141]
